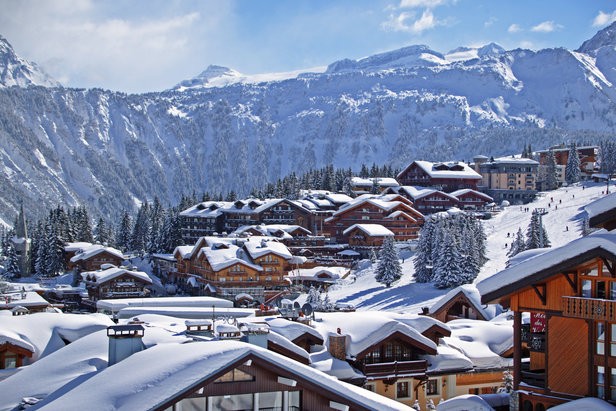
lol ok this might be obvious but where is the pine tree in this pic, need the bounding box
[565,143,581,184]
[432,231,465,289]
[306,286,321,307]
[526,210,551,249]
[3,241,20,279]
[375,236,402,287]
[507,228,526,265]
[413,218,436,283]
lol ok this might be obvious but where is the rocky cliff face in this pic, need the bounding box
[0,24,615,223]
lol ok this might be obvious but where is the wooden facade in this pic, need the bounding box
[480,245,616,410]
[324,196,423,243]
[397,161,481,193]
[0,342,33,369]
[429,290,489,323]
[69,249,125,272]
[83,271,152,301]
[156,353,387,411]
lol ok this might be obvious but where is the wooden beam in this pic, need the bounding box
[601,257,615,277]
[533,284,547,305]
[513,311,521,390]
[562,271,578,293]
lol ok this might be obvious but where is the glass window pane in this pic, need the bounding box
[611,283,616,300]
[582,280,592,297]
[598,281,607,299]
[209,394,253,411]
[179,397,206,411]
[289,391,301,409]
[258,392,282,408]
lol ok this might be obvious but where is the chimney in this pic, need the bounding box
[107,324,145,366]
[185,319,214,338]
[239,322,270,349]
[328,331,347,361]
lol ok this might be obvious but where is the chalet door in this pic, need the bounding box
[547,316,589,396]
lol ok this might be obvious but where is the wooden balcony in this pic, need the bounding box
[364,360,427,378]
[562,296,616,321]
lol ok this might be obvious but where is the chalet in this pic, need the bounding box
[586,192,616,231]
[81,265,152,301]
[0,333,34,369]
[180,201,226,244]
[450,189,494,210]
[397,160,482,193]
[477,229,616,410]
[324,194,423,243]
[475,156,539,204]
[536,145,600,182]
[344,224,394,248]
[37,338,409,411]
[68,244,125,272]
[285,266,349,289]
[427,284,498,323]
[387,186,459,214]
[265,317,325,353]
[349,177,400,195]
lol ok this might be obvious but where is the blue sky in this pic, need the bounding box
[1,0,615,93]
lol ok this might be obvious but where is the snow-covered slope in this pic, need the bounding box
[325,182,609,312]
[0,35,60,88]
[1,24,616,221]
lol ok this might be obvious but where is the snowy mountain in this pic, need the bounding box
[0,35,60,88]
[1,24,616,222]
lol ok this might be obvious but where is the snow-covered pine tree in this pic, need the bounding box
[526,210,551,249]
[565,143,581,185]
[3,241,20,279]
[413,217,436,283]
[375,236,402,287]
[507,228,527,265]
[116,211,133,252]
[321,293,333,311]
[305,285,321,308]
[433,230,465,289]
[545,149,559,190]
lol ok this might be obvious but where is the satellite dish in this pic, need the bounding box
[293,301,301,310]
[302,303,313,317]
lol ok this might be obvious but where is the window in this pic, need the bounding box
[426,379,440,396]
[364,383,376,392]
[214,368,254,383]
[396,381,410,398]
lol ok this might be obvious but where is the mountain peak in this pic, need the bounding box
[326,44,446,73]
[0,35,60,88]
[173,65,242,90]
[577,21,616,55]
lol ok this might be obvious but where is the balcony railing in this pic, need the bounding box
[364,360,427,378]
[562,296,616,321]
[521,363,545,388]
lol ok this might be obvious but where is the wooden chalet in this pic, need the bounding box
[81,266,152,301]
[324,194,423,243]
[0,340,33,369]
[67,244,125,272]
[386,186,459,214]
[265,317,325,353]
[477,230,616,410]
[344,224,394,247]
[586,192,616,231]
[450,189,494,210]
[397,161,482,193]
[427,284,492,323]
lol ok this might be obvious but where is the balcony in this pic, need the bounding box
[562,296,616,321]
[364,360,427,378]
[521,363,545,388]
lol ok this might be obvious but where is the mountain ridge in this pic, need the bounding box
[0,24,615,224]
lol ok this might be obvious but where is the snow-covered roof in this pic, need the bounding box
[548,397,616,411]
[310,349,365,381]
[198,243,263,272]
[396,186,457,201]
[35,341,409,411]
[436,394,495,411]
[487,156,539,165]
[343,223,394,237]
[243,238,293,260]
[69,244,124,263]
[0,312,113,362]
[314,312,437,358]
[350,177,400,188]
[478,230,616,304]
[0,289,50,309]
[116,306,254,320]
[411,160,482,180]
[173,245,194,259]
[286,266,348,282]
[96,296,233,312]
[430,284,492,320]
[585,192,616,227]
[81,266,152,285]
[449,189,494,201]
[265,317,324,343]
[268,330,310,362]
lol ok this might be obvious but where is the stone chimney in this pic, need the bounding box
[107,324,145,366]
[328,329,347,361]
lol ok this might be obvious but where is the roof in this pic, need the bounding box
[350,177,400,188]
[343,224,394,237]
[429,284,492,320]
[243,238,293,260]
[449,189,494,202]
[478,230,616,304]
[37,340,411,411]
[265,317,324,343]
[198,243,263,272]
[81,266,152,285]
[69,244,124,263]
[395,186,457,201]
[402,160,482,180]
[486,156,539,165]
[585,192,616,229]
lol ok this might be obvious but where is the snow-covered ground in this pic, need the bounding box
[325,182,611,313]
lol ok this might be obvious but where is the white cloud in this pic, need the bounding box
[484,17,497,28]
[593,10,616,27]
[382,9,439,33]
[508,23,522,33]
[530,21,563,33]
[399,0,446,8]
